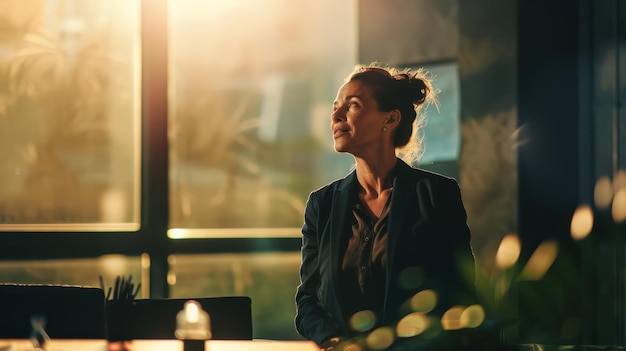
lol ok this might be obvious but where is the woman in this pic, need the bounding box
[295,63,476,350]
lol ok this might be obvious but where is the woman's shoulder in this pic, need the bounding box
[396,160,459,185]
[309,171,356,198]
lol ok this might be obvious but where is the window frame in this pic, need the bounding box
[0,0,301,298]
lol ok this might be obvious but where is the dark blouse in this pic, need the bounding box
[339,191,392,327]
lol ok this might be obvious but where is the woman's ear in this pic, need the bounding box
[385,109,401,130]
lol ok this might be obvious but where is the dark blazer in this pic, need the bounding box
[295,159,475,346]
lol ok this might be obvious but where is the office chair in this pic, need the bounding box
[106,296,253,340]
[0,283,106,339]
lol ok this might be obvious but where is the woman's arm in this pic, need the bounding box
[295,192,345,346]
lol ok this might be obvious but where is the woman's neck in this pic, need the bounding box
[354,155,397,197]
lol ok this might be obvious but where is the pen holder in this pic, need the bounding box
[105,300,136,343]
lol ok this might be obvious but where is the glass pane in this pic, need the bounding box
[168,0,357,237]
[0,255,146,298]
[0,0,141,231]
[168,252,302,340]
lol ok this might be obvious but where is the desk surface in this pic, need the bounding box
[0,339,321,351]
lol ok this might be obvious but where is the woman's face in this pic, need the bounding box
[330,80,388,156]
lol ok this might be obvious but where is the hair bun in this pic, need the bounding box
[409,77,427,104]
[393,73,428,105]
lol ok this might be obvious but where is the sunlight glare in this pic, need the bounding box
[99,254,128,276]
[99,188,127,222]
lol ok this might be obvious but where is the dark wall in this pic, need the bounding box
[517,0,584,345]
[518,0,626,346]
[517,1,581,260]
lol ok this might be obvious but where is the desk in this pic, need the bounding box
[0,339,321,351]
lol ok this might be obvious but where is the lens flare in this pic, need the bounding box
[570,205,594,240]
[520,240,559,280]
[612,189,626,223]
[614,170,626,192]
[441,306,465,330]
[396,312,429,337]
[342,342,363,351]
[365,327,395,350]
[594,176,613,208]
[460,305,485,328]
[410,289,437,313]
[495,234,521,269]
[349,310,377,332]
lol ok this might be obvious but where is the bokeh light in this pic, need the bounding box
[460,304,485,328]
[614,169,626,192]
[349,310,377,332]
[570,205,594,240]
[365,327,395,350]
[396,312,430,337]
[495,233,521,269]
[441,306,465,330]
[520,240,559,280]
[409,289,437,313]
[341,342,363,351]
[594,176,613,208]
[612,189,626,223]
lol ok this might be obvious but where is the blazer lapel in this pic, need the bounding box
[330,171,357,281]
[329,171,357,323]
[386,160,415,270]
[384,160,416,320]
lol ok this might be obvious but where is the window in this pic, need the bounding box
[168,0,358,238]
[0,0,141,231]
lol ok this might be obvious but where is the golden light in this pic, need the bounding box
[141,253,151,268]
[98,254,129,276]
[614,169,626,192]
[612,189,626,223]
[184,300,200,323]
[460,305,485,328]
[167,255,177,286]
[520,240,559,280]
[410,289,437,313]
[341,342,363,351]
[100,188,127,222]
[495,234,521,269]
[570,205,594,240]
[441,306,465,330]
[396,312,430,338]
[349,310,377,332]
[140,253,150,298]
[594,176,613,208]
[365,327,395,350]
[167,271,177,285]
